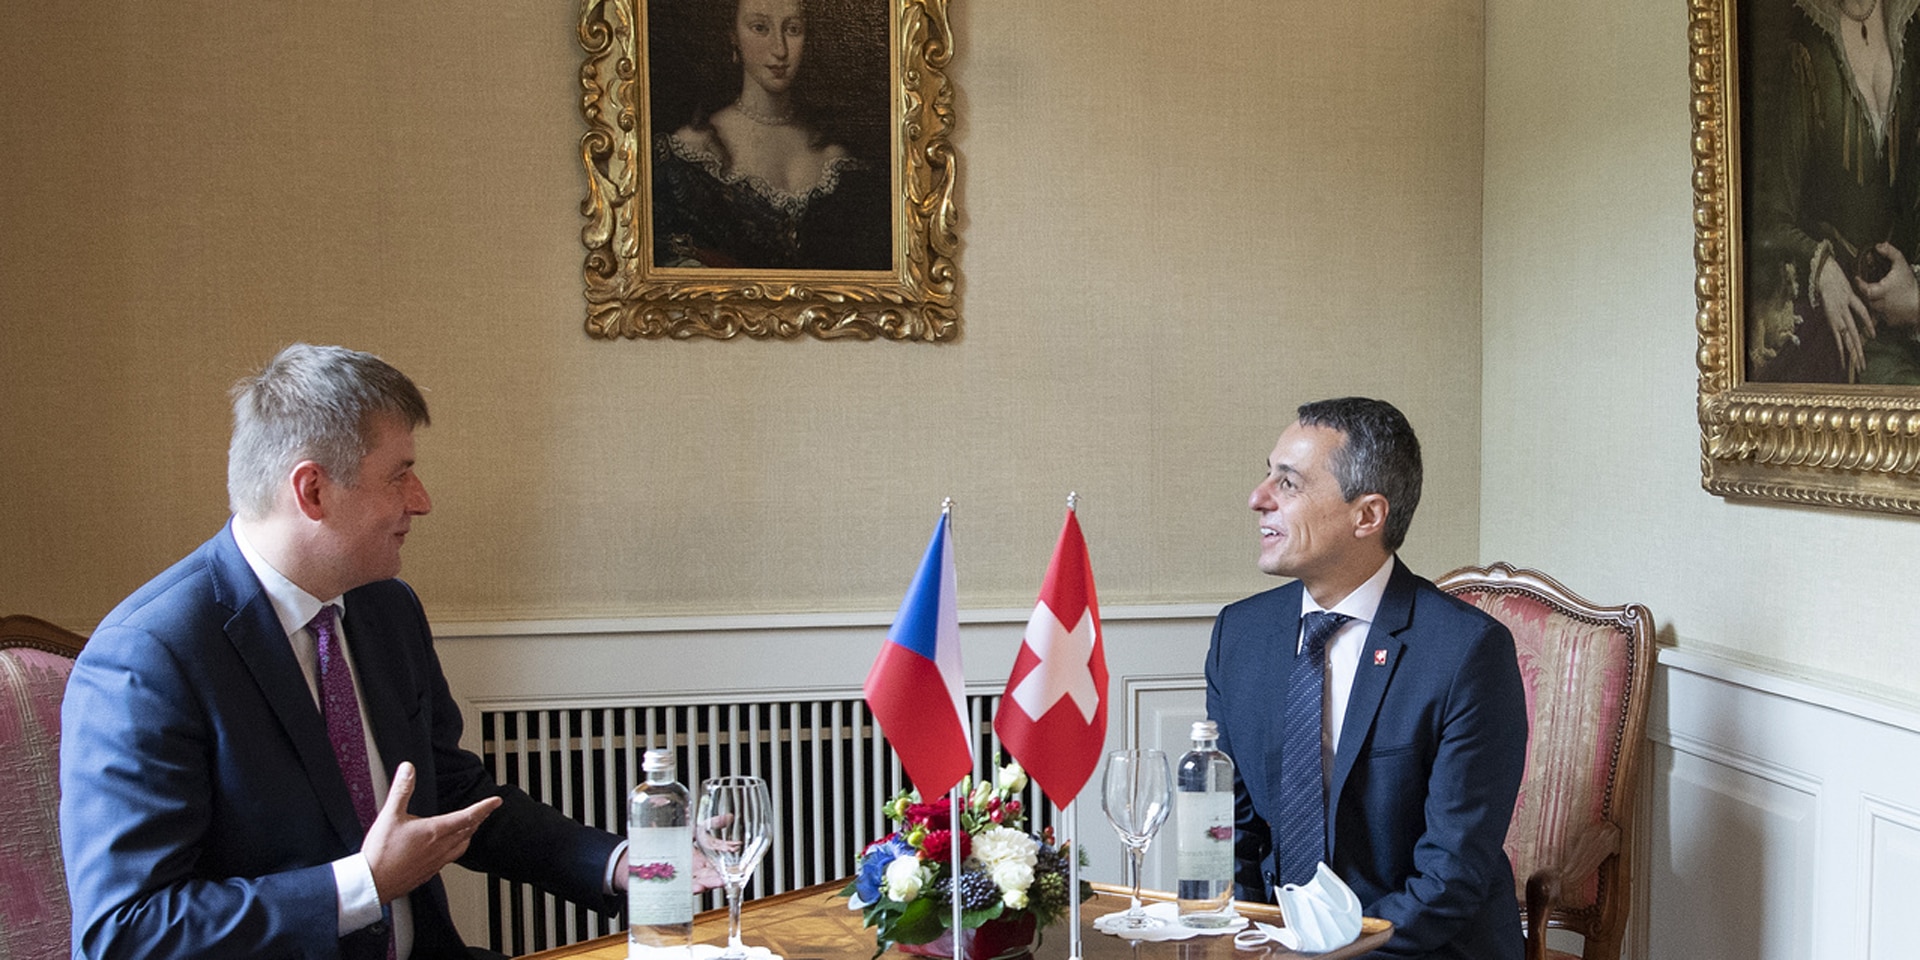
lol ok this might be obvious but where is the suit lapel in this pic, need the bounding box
[1327,558,1415,841]
[208,526,369,850]
[1256,582,1305,825]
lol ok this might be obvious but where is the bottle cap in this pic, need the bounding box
[642,749,674,773]
[1192,720,1219,740]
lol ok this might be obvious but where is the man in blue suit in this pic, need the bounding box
[1205,398,1527,960]
[61,345,698,959]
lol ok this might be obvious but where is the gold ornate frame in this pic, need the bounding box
[578,0,959,342]
[1692,0,1920,515]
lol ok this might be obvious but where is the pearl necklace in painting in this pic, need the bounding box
[734,98,794,127]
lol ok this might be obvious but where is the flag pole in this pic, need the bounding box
[945,498,966,960]
[951,785,966,960]
[1064,492,1083,960]
[1066,796,1083,960]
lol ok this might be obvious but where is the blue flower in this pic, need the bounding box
[851,834,915,907]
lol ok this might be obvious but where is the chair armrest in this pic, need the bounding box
[1523,822,1622,960]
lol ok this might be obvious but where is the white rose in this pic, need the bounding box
[991,859,1035,905]
[884,854,926,902]
[997,762,1029,794]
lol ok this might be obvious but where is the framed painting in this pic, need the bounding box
[578,0,959,342]
[1693,0,1920,514]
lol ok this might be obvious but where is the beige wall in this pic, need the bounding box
[0,2,1487,628]
[1482,0,1920,703]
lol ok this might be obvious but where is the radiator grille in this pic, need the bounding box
[478,691,1054,956]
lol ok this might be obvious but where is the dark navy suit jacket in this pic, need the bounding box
[1205,559,1527,960]
[61,524,622,959]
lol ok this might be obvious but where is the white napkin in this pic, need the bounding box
[1230,863,1362,953]
[686,945,780,960]
[1092,900,1249,940]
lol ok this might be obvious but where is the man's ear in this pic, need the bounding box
[290,461,329,521]
[1351,493,1390,541]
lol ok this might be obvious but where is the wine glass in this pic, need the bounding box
[695,775,773,959]
[1101,748,1173,930]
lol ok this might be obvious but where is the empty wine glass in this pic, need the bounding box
[695,775,773,959]
[1101,748,1173,930]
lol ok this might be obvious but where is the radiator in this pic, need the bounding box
[478,690,1056,956]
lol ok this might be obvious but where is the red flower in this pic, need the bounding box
[918,828,971,862]
[903,801,952,829]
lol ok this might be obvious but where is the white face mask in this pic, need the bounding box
[1234,862,1364,953]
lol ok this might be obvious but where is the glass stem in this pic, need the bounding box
[727,879,746,952]
[1127,844,1146,915]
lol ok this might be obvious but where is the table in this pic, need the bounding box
[521,882,1391,960]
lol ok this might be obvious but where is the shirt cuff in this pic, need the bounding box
[333,853,385,935]
[605,840,629,894]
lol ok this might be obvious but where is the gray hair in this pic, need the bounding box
[227,344,429,519]
[1294,397,1423,552]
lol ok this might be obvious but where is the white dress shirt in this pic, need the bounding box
[1296,555,1397,777]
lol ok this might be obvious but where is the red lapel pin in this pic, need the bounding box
[1373,649,1388,666]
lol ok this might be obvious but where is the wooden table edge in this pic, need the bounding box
[517,879,1392,959]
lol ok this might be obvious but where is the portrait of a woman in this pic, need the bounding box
[647,0,892,272]
[1744,0,1920,384]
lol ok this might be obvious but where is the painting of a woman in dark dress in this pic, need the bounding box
[1744,0,1920,384]
[647,0,892,271]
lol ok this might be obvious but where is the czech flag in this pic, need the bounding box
[864,511,972,797]
[993,508,1109,805]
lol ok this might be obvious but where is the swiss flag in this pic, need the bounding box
[993,508,1109,805]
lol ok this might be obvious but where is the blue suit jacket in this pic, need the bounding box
[1205,559,1527,960]
[61,525,622,960]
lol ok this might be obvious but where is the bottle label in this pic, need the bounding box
[1176,791,1234,880]
[628,823,694,924]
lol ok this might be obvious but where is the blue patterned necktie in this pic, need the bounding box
[1278,610,1352,888]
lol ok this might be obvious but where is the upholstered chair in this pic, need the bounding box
[0,614,85,960]
[1435,564,1653,960]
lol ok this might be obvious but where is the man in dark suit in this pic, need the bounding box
[61,344,699,959]
[1205,398,1527,960]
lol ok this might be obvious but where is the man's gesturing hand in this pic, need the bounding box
[363,761,503,902]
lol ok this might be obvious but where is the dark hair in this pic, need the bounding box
[227,344,429,519]
[1295,397,1423,552]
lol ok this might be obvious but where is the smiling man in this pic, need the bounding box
[1204,397,1529,960]
[60,344,696,960]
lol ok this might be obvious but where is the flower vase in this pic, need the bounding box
[896,912,1039,960]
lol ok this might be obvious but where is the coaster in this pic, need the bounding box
[1092,902,1249,941]
[688,945,781,960]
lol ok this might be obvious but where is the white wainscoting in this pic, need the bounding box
[430,610,1920,960]
[1645,647,1920,960]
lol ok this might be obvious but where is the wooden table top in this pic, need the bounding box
[522,882,1391,960]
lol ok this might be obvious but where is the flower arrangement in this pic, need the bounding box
[843,761,1088,958]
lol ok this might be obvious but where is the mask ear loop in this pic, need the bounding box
[1233,922,1290,950]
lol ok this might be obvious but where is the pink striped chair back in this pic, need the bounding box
[1436,565,1653,960]
[0,615,84,960]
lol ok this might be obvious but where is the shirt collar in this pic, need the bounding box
[1299,553,1396,626]
[231,520,347,638]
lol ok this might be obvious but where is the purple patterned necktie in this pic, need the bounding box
[310,605,379,831]
[1277,610,1352,888]
[310,606,395,960]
